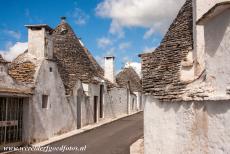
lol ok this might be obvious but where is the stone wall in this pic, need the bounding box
[144,96,230,154]
[8,61,36,84]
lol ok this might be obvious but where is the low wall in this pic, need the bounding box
[145,95,230,154]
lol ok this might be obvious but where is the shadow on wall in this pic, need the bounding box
[153,97,230,116]
[204,9,230,57]
[153,98,182,113]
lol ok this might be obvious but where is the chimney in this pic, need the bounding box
[25,24,53,59]
[60,16,66,23]
[104,56,115,83]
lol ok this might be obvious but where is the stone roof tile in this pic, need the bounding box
[116,67,142,92]
[8,51,37,84]
[52,21,104,95]
[140,0,193,101]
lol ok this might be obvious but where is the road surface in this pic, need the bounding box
[14,112,143,154]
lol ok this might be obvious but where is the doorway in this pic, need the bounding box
[99,85,104,118]
[77,96,81,129]
[94,96,98,123]
[0,97,24,147]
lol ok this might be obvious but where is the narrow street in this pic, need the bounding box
[16,112,143,154]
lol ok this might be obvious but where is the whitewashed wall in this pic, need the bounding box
[204,9,230,95]
[196,0,227,19]
[134,92,144,110]
[29,60,77,143]
[144,96,230,154]
[88,84,101,123]
[194,0,228,77]
[130,93,138,114]
[0,63,28,91]
[104,57,115,83]
[104,88,129,118]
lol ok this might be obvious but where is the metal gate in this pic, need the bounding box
[0,97,23,146]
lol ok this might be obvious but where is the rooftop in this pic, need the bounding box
[116,67,142,92]
[52,20,105,95]
[140,0,193,101]
[25,24,53,31]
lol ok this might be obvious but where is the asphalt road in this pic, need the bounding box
[15,112,143,154]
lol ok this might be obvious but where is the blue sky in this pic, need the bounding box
[0,0,185,71]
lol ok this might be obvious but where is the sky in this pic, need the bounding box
[0,0,185,73]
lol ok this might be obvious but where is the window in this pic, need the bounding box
[60,27,68,35]
[42,95,48,109]
[49,67,52,72]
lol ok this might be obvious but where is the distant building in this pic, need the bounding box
[0,18,142,148]
[116,66,144,111]
[140,0,230,153]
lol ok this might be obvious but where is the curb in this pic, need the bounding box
[33,111,143,147]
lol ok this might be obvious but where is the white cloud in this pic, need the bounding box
[119,42,131,50]
[143,46,157,53]
[96,0,185,37]
[105,47,115,56]
[97,37,113,49]
[70,8,89,26]
[24,8,43,23]
[143,28,155,39]
[3,30,21,40]
[95,56,105,68]
[0,42,28,61]
[125,62,141,77]
[109,21,125,38]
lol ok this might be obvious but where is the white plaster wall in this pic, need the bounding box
[181,51,195,82]
[29,60,76,142]
[28,27,53,59]
[28,28,46,58]
[130,94,137,113]
[104,88,129,118]
[80,95,90,127]
[145,96,230,154]
[72,80,87,128]
[134,92,142,110]
[196,0,228,20]
[104,57,115,83]
[204,9,230,95]
[194,0,228,77]
[88,83,101,123]
[45,33,53,59]
[0,64,15,87]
